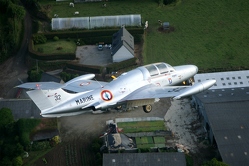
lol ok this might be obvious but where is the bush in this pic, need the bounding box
[16,119,41,147]
[60,72,79,82]
[32,141,51,151]
[53,36,59,41]
[32,34,47,44]
[106,58,137,74]
[28,69,43,82]
[12,156,23,166]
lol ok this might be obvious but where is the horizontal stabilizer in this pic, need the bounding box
[16,82,63,90]
[16,73,108,92]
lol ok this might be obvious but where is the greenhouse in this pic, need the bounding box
[89,14,141,29]
[51,14,141,30]
[52,17,90,30]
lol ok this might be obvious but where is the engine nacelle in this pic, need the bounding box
[173,80,216,99]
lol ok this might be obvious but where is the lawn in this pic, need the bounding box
[34,39,76,54]
[154,137,165,144]
[135,137,155,149]
[38,0,249,70]
[135,136,166,149]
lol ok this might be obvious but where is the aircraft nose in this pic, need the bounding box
[193,65,198,74]
[189,65,198,75]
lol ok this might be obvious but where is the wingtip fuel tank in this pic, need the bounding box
[173,79,216,100]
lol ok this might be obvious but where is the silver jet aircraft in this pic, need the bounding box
[17,62,216,117]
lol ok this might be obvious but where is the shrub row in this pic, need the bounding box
[66,62,103,74]
[66,57,137,74]
[43,28,144,45]
[44,28,144,39]
[106,58,137,74]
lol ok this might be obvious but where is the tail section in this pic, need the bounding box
[27,88,74,113]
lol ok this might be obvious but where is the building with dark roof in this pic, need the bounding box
[102,123,136,153]
[111,27,134,62]
[192,70,249,166]
[40,72,62,83]
[0,99,42,120]
[31,129,59,141]
[0,72,62,120]
[103,152,186,166]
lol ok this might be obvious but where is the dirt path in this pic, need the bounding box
[0,12,32,99]
[0,57,28,98]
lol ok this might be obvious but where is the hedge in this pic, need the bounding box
[106,58,137,74]
[66,62,103,74]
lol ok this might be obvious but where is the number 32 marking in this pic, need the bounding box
[55,94,61,101]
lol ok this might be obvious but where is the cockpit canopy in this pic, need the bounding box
[110,62,175,85]
[144,62,175,77]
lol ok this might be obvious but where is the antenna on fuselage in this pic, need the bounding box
[94,78,104,88]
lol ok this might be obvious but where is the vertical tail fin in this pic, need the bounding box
[27,89,74,112]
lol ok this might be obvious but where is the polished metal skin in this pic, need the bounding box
[17,62,216,117]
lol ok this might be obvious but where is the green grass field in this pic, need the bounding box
[154,137,165,144]
[34,40,76,54]
[39,0,249,70]
[135,136,166,148]
[117,121,166,133]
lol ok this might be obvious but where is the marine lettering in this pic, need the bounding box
[75,95,94,105]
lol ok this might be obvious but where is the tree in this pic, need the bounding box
[0,107,14,131]
[32,34,47,44]
[29,70,42,82]
[60,72,79,82]
[27,67,43,82]
[0,157,12,166]
[16,118,40,147]
[21,0,38,9]
[0,0,25,64]
[12,156,23,166]
[8,3,26,20]
[2,143,24,159]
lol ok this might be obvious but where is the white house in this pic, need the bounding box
[111,27,134,63]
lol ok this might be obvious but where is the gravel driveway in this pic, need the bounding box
[76,45,112,66]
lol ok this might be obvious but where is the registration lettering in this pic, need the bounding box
[75,95,94,105]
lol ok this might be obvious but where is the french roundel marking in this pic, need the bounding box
[101,90,113,101]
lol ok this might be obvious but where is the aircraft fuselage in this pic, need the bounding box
[41,63,198,117]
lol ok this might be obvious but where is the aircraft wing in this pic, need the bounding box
[16,80,108,93]
[120,80,216,101]
[120,85,188,101]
